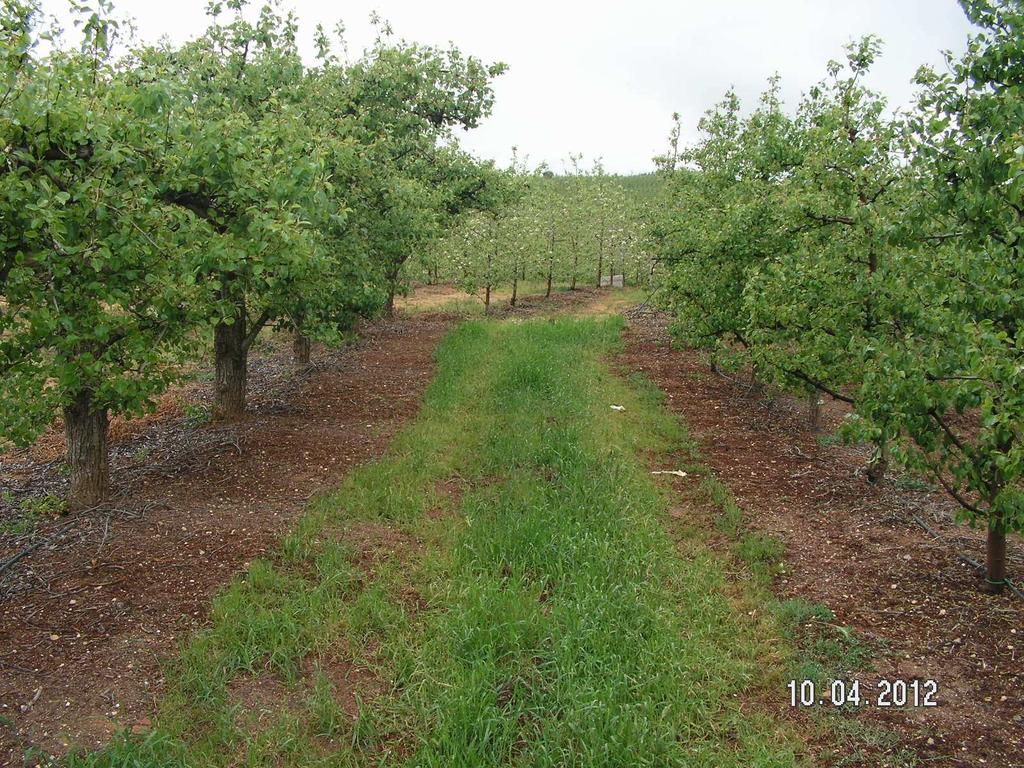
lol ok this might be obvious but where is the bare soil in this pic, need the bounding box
[0,313,451,762]
[619,307,1024,768]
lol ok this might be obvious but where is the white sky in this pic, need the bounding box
[40,0,977,174]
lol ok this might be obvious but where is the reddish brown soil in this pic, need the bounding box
[0,314,451,762]
[619,308,1024,768]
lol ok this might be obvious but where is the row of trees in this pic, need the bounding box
[0,0,505,507]
[651,0,1023,592]
[413,159,653,308]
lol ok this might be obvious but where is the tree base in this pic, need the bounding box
[64,391,110,510]
[293,331,312,367]
[214,320,248,420]
[981,578,1006,595]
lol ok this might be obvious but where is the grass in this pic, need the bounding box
[735,533,786,584]
[678,447,875,688]
[633,376,896,766]
[65,315,813,768]
[0,493,66,536]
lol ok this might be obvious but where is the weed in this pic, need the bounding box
[816,432,844,448]
[772,599,875,682]
[774,598,834,630]
[823,715,921,768]
[735,532,786,583]
[182,402,211,427]
[892,474,936,493]
[697,476,745,537]
[1,494,66,536]
[307,668,344,738]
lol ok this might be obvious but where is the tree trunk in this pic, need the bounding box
[510,275,518,307]
[485,244,495,312]
[866,434,889,484]
[748,363,766,398]
[570,248,579,291]
[291,313,312,367]
[64,390,110,509]
[293,330,311,367]
[596,253,603,288]
[807,392,822,432]
[984,521,1007,593]
[214,316,247,420]
[546,229,556,299]
[384,263,402,316]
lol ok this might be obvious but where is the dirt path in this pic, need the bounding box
[619,308,1023,768]
[0,314,451,761]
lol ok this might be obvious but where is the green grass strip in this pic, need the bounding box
[66,316,807,768]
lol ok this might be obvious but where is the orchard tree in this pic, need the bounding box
[145,1,330,419]
[422,156,651,304]
[653,83,798,373]
[590,161,613,287]
[529,172,570,298]
[860,0,1024,591]
[561,154,596,291]
[745,39,909,471]
[0,1,202,507]
[442,165,524,309]
[335,25,506,314]
[452,212,501,308]
[147,4,504,414]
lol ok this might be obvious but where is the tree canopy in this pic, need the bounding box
[650,0,1024,592]
[0,0,505,506]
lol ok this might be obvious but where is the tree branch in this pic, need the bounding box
[923,457,985,516]
[241,309,272,353]
[783,367,856,404]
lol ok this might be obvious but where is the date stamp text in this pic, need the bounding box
[787,679,938,708]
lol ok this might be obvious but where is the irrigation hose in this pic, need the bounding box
[911,514,1024,602]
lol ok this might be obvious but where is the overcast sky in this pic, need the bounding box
[40,0,978,174]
